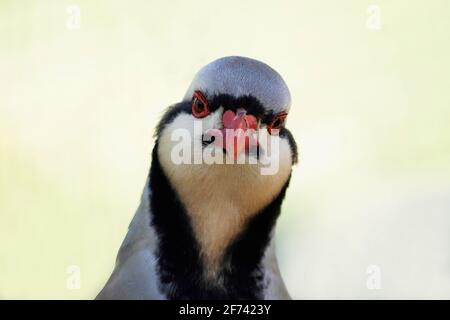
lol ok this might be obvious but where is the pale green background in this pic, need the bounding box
[1,0,449,299]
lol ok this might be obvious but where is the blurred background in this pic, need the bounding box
[1,0,449,299]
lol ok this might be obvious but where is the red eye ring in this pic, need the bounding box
[267,112,287,134]
[192,90,210,118]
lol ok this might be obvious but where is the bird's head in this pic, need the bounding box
[156,56,297,175]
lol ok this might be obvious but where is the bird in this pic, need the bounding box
[96,56,298,300]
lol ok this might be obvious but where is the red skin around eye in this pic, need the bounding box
[192,91,209,118]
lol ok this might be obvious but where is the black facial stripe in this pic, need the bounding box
[207,93,267,119]
[208,93,285,125]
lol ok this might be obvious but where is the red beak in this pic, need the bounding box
[209,109,258,159]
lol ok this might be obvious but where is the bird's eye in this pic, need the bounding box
[192,90,210,118]
[267,112,287,134]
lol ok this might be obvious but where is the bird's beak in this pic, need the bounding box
[207,109,259,159]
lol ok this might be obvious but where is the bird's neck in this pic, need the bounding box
[149,141,290,299]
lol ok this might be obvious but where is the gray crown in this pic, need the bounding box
[183,56,291,113]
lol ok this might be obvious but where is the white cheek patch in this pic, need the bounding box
[157,112,293,278]
[162,110,224,166]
